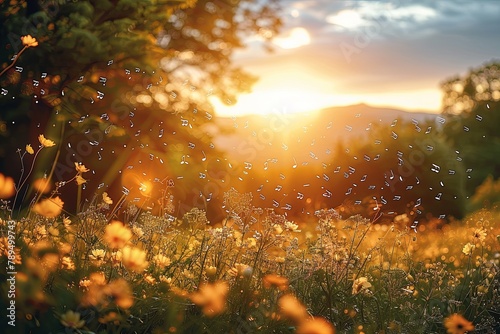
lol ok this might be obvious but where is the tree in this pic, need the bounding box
[441,61,500,197]
[0,0,282,216]
[326,119,467,221]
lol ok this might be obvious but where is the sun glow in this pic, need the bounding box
[273,27,311,49]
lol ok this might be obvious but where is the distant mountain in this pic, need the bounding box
[213,103,438,164]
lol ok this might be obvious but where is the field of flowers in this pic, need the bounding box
[1,144,499,333]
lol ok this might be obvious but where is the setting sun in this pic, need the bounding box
[273,27,311,49]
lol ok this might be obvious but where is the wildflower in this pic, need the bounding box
[462,243,475,256]
[99,312,121,325]
[102,192,113,205]
[443,313,474,334]
[89,249,106,262]
[33,178,51,194]
[205,266,217,277]
[0,173,15,198]
[103,221,132,249]
[153,253,171,268]
[472,227,487,243]
[132,225,144,238]
[79,279,91,290]
[61,256,75,270]
[47,225,59,237]
[278,294,308,322]
[144,274,156,284]
[38,134,55,147]
[285,221,300,232]
[60,310,85,329]
[26,144,34,154]
[352,277,372,295]
[190,281,229,317]
[82,278,133,309]
[275,256,286,263]
[159,275,172,284]
[32,196,64,218]
[74,162,89,173]
[105,279,134,309]
[21,35,39,47]
[75,175,86,185]
[297,317,336,334]
[263,274,289,291]
[228,263,252,277]
[121,246,148,273]
[63,217,72,228]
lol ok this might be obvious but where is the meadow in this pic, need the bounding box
[1,151,499,333]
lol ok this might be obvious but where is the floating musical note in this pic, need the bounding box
[292,157,297,169]
[275,185,282,191]
[99,77,107,86]
[15,66,23,72]
[435,192,442,200]
[436,116,445,124]
[180,155,188,164]
[430,164,440,173]
[201,151,207,161]
[323,190,332,198]
[96,91,104,99]
[476,115,483,121]
[323,174,330,181]
[1,88,7,96]
[41,72,47,78]
[391,131,398,139]
[297,192,304,199]
[32,79,39,87]
[107,59,114,65]
[345,188,352,195]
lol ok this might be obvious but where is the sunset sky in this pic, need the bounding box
[214,0,500,116]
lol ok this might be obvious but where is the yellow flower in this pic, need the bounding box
[263,274,289,291]
[61,256,75,270]
[472,227,487,243]
[38,134,55,147]
[297,317,336,334]
[75,175,86,185]
[132,225,144,238]
[21,35,38,47]
[144,274,156,284]
[82,278,133,309]
[153,253,171,268]
[190,281,229,317]
[462,243,475,256]
[352,277,372,295]
[32,196,64,218]
[205,266,217,277]
[60,310,85,329]
[121,246,148,273]
[102,192,113,205]
[74,162,89,173]
[285,221,300,232]
[104,221,132,249]
[0,173,15,199]
[33,178,51,194]
[89,249,106,262]
[443,313,474,334]
[26,144,34,154]
[278,294,308,323]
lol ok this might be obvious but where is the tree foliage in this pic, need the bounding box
[0,0,282,215]
[441,61,500,197]
[326,119,466,220]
